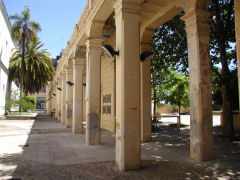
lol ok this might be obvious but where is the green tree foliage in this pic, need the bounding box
[151,12,188,75]
[151,0,237,136]
[162,70,189,108]
[209,0,236,136]
[9,7,54,95]
[151,68,189,110]
[151,13,188,119]
[9,38,55,94]
[22,96,36,111]
[5,90,36,112]
[9,6,41,92]
[212,65,238,111]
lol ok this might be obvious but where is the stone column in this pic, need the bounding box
[48,90,52,113]
[54,88,58,119]
[66,65,73,128]
[46,99,49,115]
[85,39,102,144]
[48,91,52,116]
[235,0,240,108]
[114,0,141,171]
[182,10,213,161]
[46,85,50,115]
[140,43,152,142]
[53,84,58,119]
[73,56,85,134]
[61,69,67,124]
[55,81,59,120]
[57,77,62,121]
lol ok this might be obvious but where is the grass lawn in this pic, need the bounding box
[9,112,35,115]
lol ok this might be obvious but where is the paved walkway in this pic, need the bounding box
[0,113,240,179]
[157,114,221,126]
[0,114,115,166]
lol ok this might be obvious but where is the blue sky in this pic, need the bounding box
[4,0,87,58]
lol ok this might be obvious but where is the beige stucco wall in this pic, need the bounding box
[83,75,86,126]
[100,54,116,132]
[100,34,116,132]
[30,91,46,99]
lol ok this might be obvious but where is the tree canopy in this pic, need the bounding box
[9,38,55,94]
[151,0,237,136]
[9,6,54,95]
[10,6,41,49]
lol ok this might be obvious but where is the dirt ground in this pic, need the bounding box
[0,115,240,180]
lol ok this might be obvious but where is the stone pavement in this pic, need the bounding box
[0,114,115,166]
[0,113,240,179]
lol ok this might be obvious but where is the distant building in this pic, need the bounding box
[29,54,62,112]
[30,87,46,112]
[0,0,18,116]
[52,53,62,70]
[29,53,62,112]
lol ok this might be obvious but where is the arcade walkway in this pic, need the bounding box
[0,114,239,179]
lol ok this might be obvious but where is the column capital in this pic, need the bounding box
[140,28,155,45]
[113,0,141,22]
[66,66,73,74]
[57,77,62,83]
[73,58,86,66]
[74,46,86,59]
[62,69,66,75]
[86,38,104,53]
[182,10,210,38]
[140,43,152,52]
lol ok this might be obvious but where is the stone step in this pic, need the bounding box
[5,113,38,120]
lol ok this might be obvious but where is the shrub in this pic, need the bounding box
[4,89,36,112]
[21,96,36,112]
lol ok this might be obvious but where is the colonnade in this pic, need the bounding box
[45,0,240,171]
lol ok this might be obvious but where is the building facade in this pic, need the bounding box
[0,0,17,116]
[46,0,240,171]
[30,87,46,112]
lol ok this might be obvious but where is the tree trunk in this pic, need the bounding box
[219,40,234,137]
[221,57,234,137]
[21,32,25,92]
[178,104,181,130]
[20,26,26,112]
[177,85,181,130]
[5,79,12,114]
[153,86,157,128]
[215,1,234,137]
[152,74,157,129]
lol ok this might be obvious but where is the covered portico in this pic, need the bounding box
[45,0,240,171]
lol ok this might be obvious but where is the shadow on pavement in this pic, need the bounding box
[0,114,240,179]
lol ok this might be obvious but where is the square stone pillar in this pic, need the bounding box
[46,91,51,115]
[66,65,73,128]
[85,39,103,144]
[61,70,67,124]
[56,86,59,120]
[53,85,58,119]
[140,43,152,142]
[114,0,141,171]
[73,57,85,134]
[46,100,49,115]
[235,0,240,107]
[46,85,50,114]
[57,77,62,121]
[55,83,59,119]
[48,92,52,115]
[182,10,213,161]
[51,90,54,114]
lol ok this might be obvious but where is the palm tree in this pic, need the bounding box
[9,38,55,94]
[10,6,41,93]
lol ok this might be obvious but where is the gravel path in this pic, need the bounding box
[0,115,240,180]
